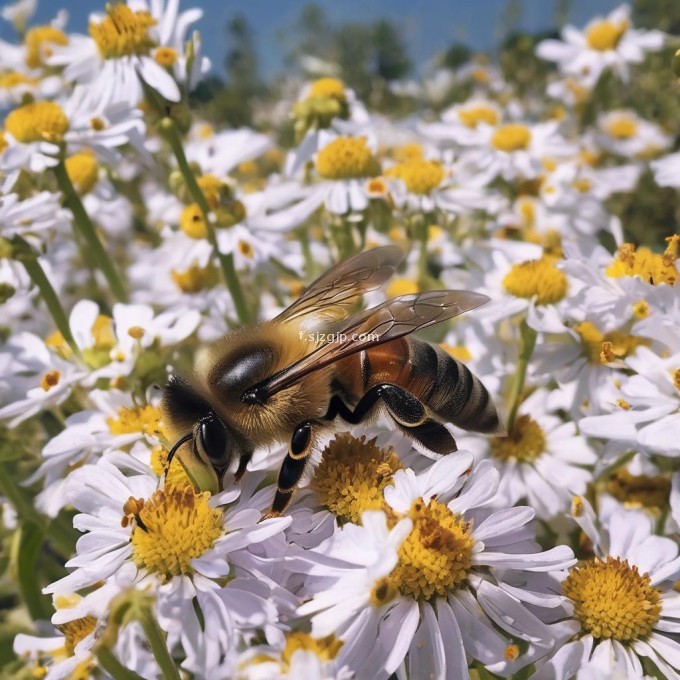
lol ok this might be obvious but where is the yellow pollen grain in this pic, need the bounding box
[370,576,399,607]
[574,321,649,364]
[90,4,157,60]
[605,116,638,139]
[586,19,629,51]
[65,151,99,195]
[282,632,343,667]
[571,496,585,517]
[491,414,546,463]
[55,616,97,656]
[390,498,474,600]
[607,468,670,509]
[386,159,445,195]
[633,300,650,319]
[154,46,178,67]
[106,404,163,437]
[616,398,631,410]
[600,341,616,364]
[386,278,420,298]
[311,433,402,524]
[674,369,680,392]
[573,178,592,193]
[366,176,389,195]
[40,370,61,391]
[607,242,678,286]
[24,26,68,69]
[309,78,346,102]
[491,123,532,152]
[130,486,223,581]
[563,556,661,641]
[502,256,568,305]
[315,136,379,180]
[238,240,254,258]
[127,325,145,340]
[504,644,520,661]
[90,117,106,131]
[5,101,69,144]
[458,105,499,128]
[171,262,219,293]
[180,203,207,239]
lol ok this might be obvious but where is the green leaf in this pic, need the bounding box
[11,523,51,620]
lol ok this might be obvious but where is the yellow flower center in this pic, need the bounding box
[605,115,638,139]
[390,498,474,600]
[606,242,678,286]
[128,487,223,582]
[5,101,69,144]
[386,159,445,195]
[491,123,532,152]
[440,344,473,362]
[607,468,671,509]
[574,321,649,364]
[366,176,389,196]
[674,368,680,392]
[171,262,219,293]
[90,4,157,60]
[309,78,346,102]
[503,256,568,305]
[386,278,420,298]
[0,71,38,88]
[586,19,629,51]
[458,105,499,128]
[40,370,61,391]
[154,46,178,67]
[65,151,100,195]
[24,26,69,69]
[150,445,193,489]
[55,617,97,656]
[180,203,207,239]
[106,405,163,437]
[282,632,343,666]
[315,137,379,180]
[392,143,424,163]
[491,414,546,463]
[633,300,650,319]
[504,644,520,661]
[311,433,401,524]
[563,556,661,641]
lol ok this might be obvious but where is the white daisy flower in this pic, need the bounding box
[652,151,680,188]
[536,4,665,88]
[534,500,680,680]
[596,110,672,158]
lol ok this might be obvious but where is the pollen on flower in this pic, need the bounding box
[55,616,97,656]
[674,368,680,391]
[458,104,499,128]
[607,468,670,509]
[5,100,69,144]
[315,136,380,180]
[392,143,424,163]
[90,117,106,131]
[563,556,661,641]
[504,644,520,661]
[127,325,145,340]
[633,300,650,319]
[311,434,402,523]
[129,486,224,581]
[365,176,389,196]
[150,445,193,489]
[40,370,61,391]
[171,262,219,293]
[386,159,445,195]
[491,414,546,463]
[24,25,69,69]
[370,576,399,607]
[282,632,343,667]
[571,496,585,517]
[502,256,568,305]
[574,321,649,364]
[65,151,100,195]
[0,71,37,89]
[606,241,678,286]
[605,115,638,139]
[491,123,532,152]
[309,78,347,102]
[616,398,631,410]
[180,203,207,239]
[106,404,163,437]
[154,46,178,67]
[390,498,475,600]
[90,4,157,60]
[238,240,255,258]
[585,19,629,51]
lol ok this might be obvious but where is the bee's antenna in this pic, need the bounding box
[166,432,193,469]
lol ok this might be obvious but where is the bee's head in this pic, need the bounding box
[162,376,238,493]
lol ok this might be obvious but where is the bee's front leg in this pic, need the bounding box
[266,421,318,517]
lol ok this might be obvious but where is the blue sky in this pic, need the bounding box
[4,0,623,77]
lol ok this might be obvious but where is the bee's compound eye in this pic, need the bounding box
[199,416,228,465]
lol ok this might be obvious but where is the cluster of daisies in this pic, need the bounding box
[0,1,679,678]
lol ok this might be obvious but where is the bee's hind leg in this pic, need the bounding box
[267,420,318,517]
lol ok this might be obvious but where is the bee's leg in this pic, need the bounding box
[268,421,317,516]
[233,450,252,483]
[327,384,457,455]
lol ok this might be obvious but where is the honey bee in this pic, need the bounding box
[162,246,503,515]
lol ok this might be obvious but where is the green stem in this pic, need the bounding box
[53,161,128,302]
[417,217,429,286]
[19,252,81,358]
[0,461,43,526]
[506,318,537,435]
[96,647,145,680]
[160,117,251,325]
[137,601,182,680]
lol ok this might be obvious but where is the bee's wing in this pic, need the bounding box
[253,290,489,399]
[275,245,404,325]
